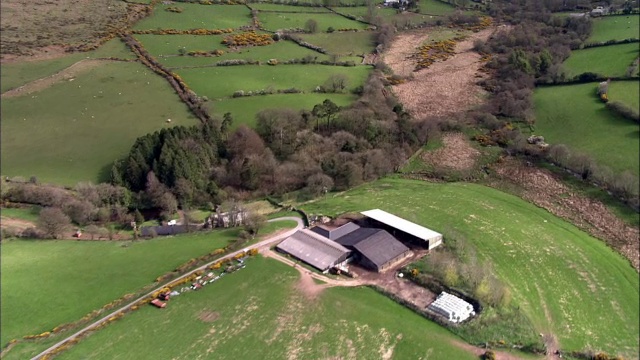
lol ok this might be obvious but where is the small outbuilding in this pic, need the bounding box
[428,292,475,323]
[360,209,442,250]
[309,222,360,241]
[276,229,351,273]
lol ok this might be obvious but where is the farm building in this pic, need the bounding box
[360,209,442,250]
[276,229,351,273]
[428,292,475,323]
[334,226,412,272]
[310,222,360,240]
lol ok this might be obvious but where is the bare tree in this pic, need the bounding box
[324,74,349,93]
[38,207,71,239]
[244,211,267,238]
[305,173,334,197]
[305,19,318,33]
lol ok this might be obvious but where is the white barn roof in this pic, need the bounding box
[276,229,350,271]
[360,209,442,242]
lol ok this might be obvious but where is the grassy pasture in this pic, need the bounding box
[418,0,458,15]
[212,93,357,127]
[134,34,228,56]
[533,83,639,175]
[0,231,235,347]
[588,15,640,42]
[0,61,195,185]
[57,256,480,360]
[0,221,297,353]
[250,3,331,12]
[0,38,135,93]
[0,207,41,223]
[608,80,640,109]
[177,64,370,99]
[133,4,252,30]
[562,42,639,77]
[258,12,369,31]
[299,31,375,55]
[158,41,331,67]
[300,178,640,357]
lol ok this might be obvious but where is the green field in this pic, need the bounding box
[299,31,374,55]
[563,42,639,77]
[258,12,369,32]
[0,206,41,222]
[134,34,228,56]
[0,61,195,186]
[212,93,357,127]
[157,41,331,68]
[57,256,481,360]
[533,83,640,175]
[300,178,640,357]
[250,3,331,12]
[608,80,640,109]
[177,64,371,99]
[133,4,252,30]
[589,15,640,42]
[0,221,297,352]
[0,38,135,93]
[0,231,235,346]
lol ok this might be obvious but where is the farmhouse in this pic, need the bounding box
[334,226,412,272]
[360,209,443,250]
[428,292,475,323]
[276,229,351,272]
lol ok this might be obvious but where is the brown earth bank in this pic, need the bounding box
[489,157,639,271]
[384,27,498,120]
[422,133,481,171]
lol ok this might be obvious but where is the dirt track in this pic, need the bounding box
[384,28,496,120]
[1,59,108,98]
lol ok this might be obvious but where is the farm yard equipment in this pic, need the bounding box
[150,299,166,308]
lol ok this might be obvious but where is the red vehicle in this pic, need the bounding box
[158,292,170,301]
[150,299,166,308]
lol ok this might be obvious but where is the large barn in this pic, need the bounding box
[360,209,443,250]
[276,229,351,273]
[334,226,412,272]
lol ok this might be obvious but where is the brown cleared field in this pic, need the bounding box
[0,0,131,58]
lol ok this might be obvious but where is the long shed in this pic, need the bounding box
[360,209,442,250]
[276,229,351,272]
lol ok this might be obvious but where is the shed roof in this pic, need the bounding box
[351,229,410,268]
[140,225,188,237]
[276,229,350,271]
[360,209,442,241]
[310,222,360,240]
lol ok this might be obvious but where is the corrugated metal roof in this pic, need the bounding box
[361,209,442,241]
[334,227,379,247]
[352,229,410,268]
[276,229,350,271]
[310,222,360,240]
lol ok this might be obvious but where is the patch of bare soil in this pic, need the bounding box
[385,28,496,120]
[0,45,68,64]
[1,59,108,98]
[294,266,328,300]
[449,339,529,360]
[490,157,640,271]
[422,133,480,171]
[0,217,35,231]
[198,310,220,323]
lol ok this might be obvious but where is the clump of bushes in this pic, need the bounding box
[165,6,184,12]
[222,31,274,47]
[606,101,639,122]
[132,28,233,35]
[215,59,259,66]
[187,49,225,57]
[413,38,461,71]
